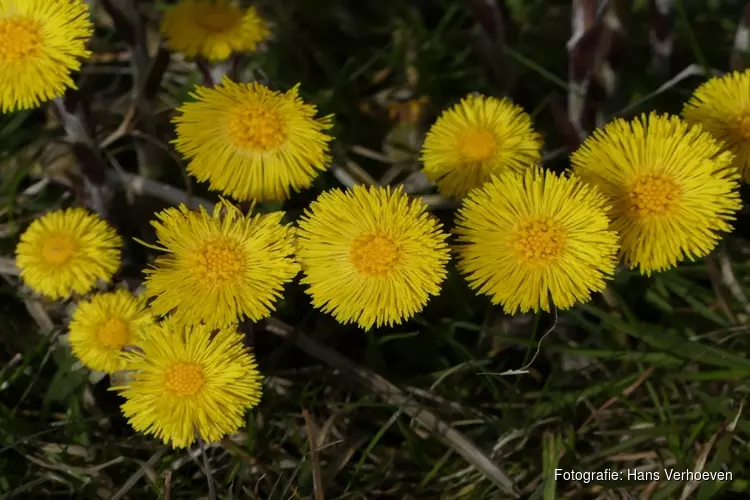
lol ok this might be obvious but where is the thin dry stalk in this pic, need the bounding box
[649,0,676,76]
[302,408,325,500]
[263,318,520,498]
[568,0,625,135]
[731,3,750,70]
[0,257,19,276]
[111,448,166,500]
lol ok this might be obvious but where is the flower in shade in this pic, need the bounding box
[421,94,542,198]
[173,78,334,202]
[683,69,750,182]
[296,185,450,330]
[15,208,122,300]
[0,0,93,112]
[571,112,741,275]
[161,0,268,62]
[141,199,299,329]
[454,169,619,313]
[68,290,154,374]
[115,319,263,448]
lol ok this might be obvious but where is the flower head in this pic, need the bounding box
[68,290,154,374]
[161,0,268,62]
[173,78,334,202]
[421,94,542,198]
[116,319,263,448]
[0,0,93,112]
[683,70,750,181]
[142,200,299,329]
[455,169,618,313]
[15,208,122,300]
[571,112,741,274]
[296,185,450,330]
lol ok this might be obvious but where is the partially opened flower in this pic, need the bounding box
[161,0,268,62]
[68,290,154,374]
[0,0,93,112]
[15,208,122,300]
[141,200,299,329]
[421,94,542,198]
[455,169,619,313]
[116,319,263,448]
[173,78,333,202]
[571,112,741,275]
[296,185,450,330]
[684,70,750,181]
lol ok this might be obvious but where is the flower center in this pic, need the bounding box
[731,110,750,142]
[196,8,237,32]
[0,17,44,64]
[194,238,244,284]
[163,362,205,397]
[459,128,496,162]
[628,173,681,216]
[349,231,401,277]
[41,234,78,266]
[226,103,286,152]
[511,217,566,265]
[96,318,130,349]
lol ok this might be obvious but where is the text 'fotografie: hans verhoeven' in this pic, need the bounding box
[554,469,733,483]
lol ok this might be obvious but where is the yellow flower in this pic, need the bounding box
[68,290,154,374]
[684,69,750,182]
[296,185,450,330]
[161,0,268,62]
[173,78,334,202]
[0,0,93,112]
[421,94,542,198]
[455,169,618,313]
[15,208,122,300]
[142,200,299,329]
[116,319,263,448]
[571,112,741,275]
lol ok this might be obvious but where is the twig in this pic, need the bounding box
[731,3,750,70]
[579,366,655,430]
[24,299,55,334]
[0,257,19,276]
[52,97,110,217]
[679,420,729,500]
[608,63,708,119]
[465,0,513,90]
[302,408,325,500]
[164,471,172,500]
[649,0,676,76]
[111,448,166,500]
[718,251,750,316]
[100,104,137,148]
[263,318,520,497]
[705,255,739,324]
[108,171,215,212]
[197,431,217,500]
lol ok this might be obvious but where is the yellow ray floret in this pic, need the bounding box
[296,185,450,330]
[15,208,122,300]
[0,0,93,112]
[115,319,263,448]
[161,0,268,62]
[683,69,750,182]
[421,94,542,198]
[141,199,299,329]
[571,112,741,275]
[173,78,334,202]
[455,169,618,313]
[68,290,155,374]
